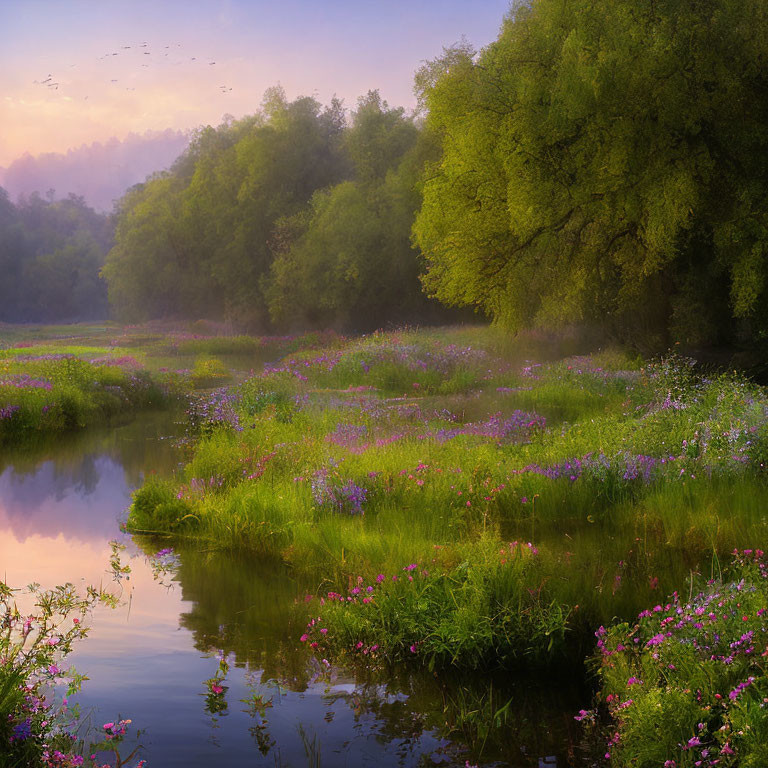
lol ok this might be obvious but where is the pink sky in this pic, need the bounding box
[0,0,511,166]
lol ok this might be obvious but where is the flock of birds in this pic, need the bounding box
[32,41,234,99]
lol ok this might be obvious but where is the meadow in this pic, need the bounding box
[124,323,768,766]
[4,322,768,766]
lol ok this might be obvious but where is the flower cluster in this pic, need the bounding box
[592,552,768,766]
[310,468,368,515]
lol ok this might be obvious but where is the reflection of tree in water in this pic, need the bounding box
[311,668,591,767]
[148,540,595,767]
[171,546,312,687]
[0,408,185,493]
[68,452,100,495]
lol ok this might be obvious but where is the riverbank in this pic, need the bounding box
[123,326,768,675]
[5,322,768,765]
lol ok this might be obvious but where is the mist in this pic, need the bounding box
[0,130,189,212]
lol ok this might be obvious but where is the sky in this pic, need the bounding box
[0,0,511,167]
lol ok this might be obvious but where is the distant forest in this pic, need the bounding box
[3,0,768,349]
[0,190,112,323]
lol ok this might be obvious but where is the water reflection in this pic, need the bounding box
[0,411,591,767]
[0,410,184,541]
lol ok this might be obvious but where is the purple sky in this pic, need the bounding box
[0,0,511,166]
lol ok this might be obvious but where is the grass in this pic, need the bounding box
[0,348,173,444]
[589,550,768,767]
[0,321,345,444]
[8,321,768,762]
[119,325,768,676]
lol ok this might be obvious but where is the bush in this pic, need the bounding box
[301,537,572,671]
[129,477,197,532]
[590,550,768,767]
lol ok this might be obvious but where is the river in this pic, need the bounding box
[0,411,586,767]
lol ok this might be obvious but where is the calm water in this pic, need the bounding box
[0,412,587,767]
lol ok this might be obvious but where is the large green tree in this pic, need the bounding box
[414,0,768,348]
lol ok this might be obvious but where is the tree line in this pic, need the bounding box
[0,190,112,323]
[6,0,768,348]
[102,87,454,331]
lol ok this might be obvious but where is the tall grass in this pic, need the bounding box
[124,327,768,669]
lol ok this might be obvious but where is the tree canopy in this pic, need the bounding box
[414,0,768,348]
[103,89,451,331]
[265,92,447,330]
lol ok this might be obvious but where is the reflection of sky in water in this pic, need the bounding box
[0,414,578,767]
[1,530,451,767]
[0,456,132,541]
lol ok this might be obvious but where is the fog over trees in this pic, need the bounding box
[0,130,189,212]
[0,189,112,322]
[102,87,456,331]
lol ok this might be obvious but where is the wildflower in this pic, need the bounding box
[11,719,32,741]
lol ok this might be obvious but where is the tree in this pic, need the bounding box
[414,0,768,348]
[0,190,112,322]
[265,93,445,331]
[103,93,347,326]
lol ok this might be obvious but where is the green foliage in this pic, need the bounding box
[265,92,449,331]
[103,88,457,332]
[129,477,196,532]
[0,555,131,768]
[125,326,768,672]
[303,537,571,670]
[414,0,768,349]
[103,91,347,327]
[0,349,173,445]
[190,356,231,387]
[592,553,768,766]
[0,190,112,323]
